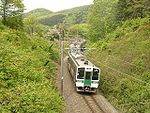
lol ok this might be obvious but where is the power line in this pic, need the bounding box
[107,55,146,70]
[90,58,149,85]
[88,49,147,70]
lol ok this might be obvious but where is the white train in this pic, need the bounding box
[67,40,100,93]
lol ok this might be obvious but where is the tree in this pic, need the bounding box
[24,16,50,36]
[0,0,24,29]
[116,0,150,21]
[64,13,76,28]
[88,0,118,42]
[68,24,88,38]
[24,16,38,35]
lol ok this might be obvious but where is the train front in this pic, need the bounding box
[76,66,100,93]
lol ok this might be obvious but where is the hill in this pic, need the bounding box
[58,5,90,16]
[60,5,90,24]
[24,8,53,17]
[25,5,91,27]
[87,18,150,113]
[38,13,66,26]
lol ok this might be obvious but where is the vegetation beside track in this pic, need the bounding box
[0,23,64,113]
[87,18,150,113]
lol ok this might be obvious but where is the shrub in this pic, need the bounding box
[0,28,64,113]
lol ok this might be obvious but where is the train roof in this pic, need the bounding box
[69,52,97,68]
[68,38,99,69]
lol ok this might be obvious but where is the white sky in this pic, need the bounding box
[23,0,93,12]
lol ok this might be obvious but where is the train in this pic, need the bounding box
[67,40,101,93]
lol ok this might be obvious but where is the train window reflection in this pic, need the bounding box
[78,68,84,79]
[85,72,91,80]
[92,69,99,80]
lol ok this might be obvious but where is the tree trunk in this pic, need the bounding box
[2,1,7,25]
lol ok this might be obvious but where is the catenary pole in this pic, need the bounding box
[60,29,64,96]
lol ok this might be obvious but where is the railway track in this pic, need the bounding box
[62,56,118,113]
[82,94,106,113]
[66,56,106,113]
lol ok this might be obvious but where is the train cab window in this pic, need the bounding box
[85,72,92,80]
[77,68,85,79]
[92,69,99,80]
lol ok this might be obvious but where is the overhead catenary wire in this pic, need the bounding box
[101,55,149,80]
[64,36,149,85]
[87,48,147,70]
[89,57,149,85]
[107,55,147,70]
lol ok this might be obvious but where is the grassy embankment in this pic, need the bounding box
[87,18,150,113]
[0,23,64,113]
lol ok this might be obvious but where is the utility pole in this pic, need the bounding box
[60,29,64,96]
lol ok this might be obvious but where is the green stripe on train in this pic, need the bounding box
[84,80,92,85]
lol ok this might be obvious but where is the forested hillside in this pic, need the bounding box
[38,13,66,26]
[59,5,90,24]
[24,8,53,17]
[86,0,150,113]
[25,5,90,27]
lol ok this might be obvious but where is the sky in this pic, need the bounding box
[23,0,93,12]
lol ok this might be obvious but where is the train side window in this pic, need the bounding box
[92,69,99,80]
[77,68,84,79]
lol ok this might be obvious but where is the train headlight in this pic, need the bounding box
[76,80,84,83]
[92,81,99,84]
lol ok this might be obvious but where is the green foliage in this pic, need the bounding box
[107,17,150,40]
[88,0,150,42]
[62,5,90,27]
[23,16,50,36]
[88,0,118,42]
[0,0,24,29]
[87,20,150,113]
[39,13,66,26]
[68,24,88,38]
[23,16,38,34]
[5,15,23,30]
[116,0,150,21]
[0,27,63,113]
[0,22,6,30]
[58,5,90,15]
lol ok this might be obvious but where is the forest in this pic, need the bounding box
[0,0,150,113]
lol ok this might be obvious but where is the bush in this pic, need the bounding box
[0,28,64,113]
[107,17,150,40]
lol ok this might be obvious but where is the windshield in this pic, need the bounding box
[85,72,92,80]
[77,68,85,79]
[92,68,99,80]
